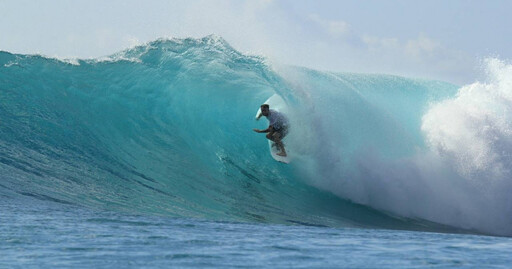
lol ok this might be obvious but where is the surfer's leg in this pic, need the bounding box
[273,132,287,157]
[266,131,277,142]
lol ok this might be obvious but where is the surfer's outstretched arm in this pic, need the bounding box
[253,126,272,133]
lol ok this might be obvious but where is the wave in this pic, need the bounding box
[1,35,510,235]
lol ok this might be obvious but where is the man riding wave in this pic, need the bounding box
[253,104,289,157]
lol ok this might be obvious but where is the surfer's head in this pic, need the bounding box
[260,104,270,116]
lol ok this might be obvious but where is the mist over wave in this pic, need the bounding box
[1,35,510,235]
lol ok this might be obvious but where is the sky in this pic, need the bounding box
[1,0,511,84]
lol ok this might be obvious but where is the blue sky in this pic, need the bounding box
[1,0,511,84]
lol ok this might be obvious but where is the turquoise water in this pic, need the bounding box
[2,36,512,267]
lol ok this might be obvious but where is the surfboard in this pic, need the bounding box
[256,94,291,164]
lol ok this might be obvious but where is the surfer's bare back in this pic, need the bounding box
[253,104,289,157]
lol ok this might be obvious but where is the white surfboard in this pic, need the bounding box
[256,94,291,164]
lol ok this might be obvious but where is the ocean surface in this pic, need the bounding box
[1,35,512,267]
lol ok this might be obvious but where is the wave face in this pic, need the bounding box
[1,36,510,235]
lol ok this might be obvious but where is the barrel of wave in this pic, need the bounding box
[254,94,316,164]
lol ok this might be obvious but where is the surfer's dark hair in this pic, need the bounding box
[261,104,270,109]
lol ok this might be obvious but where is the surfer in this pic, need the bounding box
[253,104,289,157]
